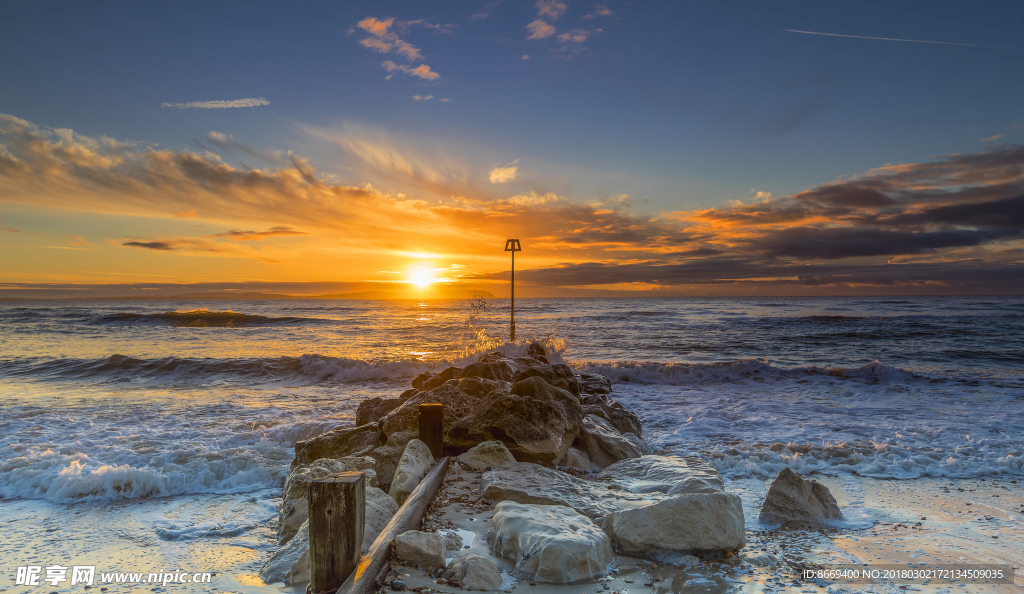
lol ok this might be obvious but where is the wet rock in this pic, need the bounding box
[526,343,548,363]
[512,363,580,397]
[459,359,517,382]
[581,393,642,437]
[596,455,724,495]
[391,580,407,591]
[452,377,510,399]
[291,423,385,469]
[488,501,614,584]
[260,486,397,584]
[279,456,377,544]
[369,430,417,488]
[396,530,446,568]
[758,467,843,525]
[577,373,612,395]
[357,397,405,427]
[598,493,746,557]
[481,462,651,519]
[379,383,480,437]
[413,367,463,391]
[448,551,503,591]
[445,377,583,464]
[559,447,592,472]
[457,440,518,471]
[390,439,434,505]
[575,415,641,470]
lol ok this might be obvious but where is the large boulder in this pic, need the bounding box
[452,376,510,399]
[379,383,479,437]
[460,359,517,382]
[512,363,580,397]
[389,439,434,506]
[457,440,517,471]
[278,457,377,544]
[577,373,612,395]
[598,493,746,557]
[481,462,650,519]
[596,455,724,495]
[291,423,384,469]
[260,486,398,584]
[413,367,463,392]
[447,552,503,591]
[758,467,843,525]
[575,415,641,470]
[396,530,446,568]
[488,501,614,584]
[369,430,416,488]
[357,397,405,427]
[445,377,584,464]
[581,393,642,437]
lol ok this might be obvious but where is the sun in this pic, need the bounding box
[411,268,435,288]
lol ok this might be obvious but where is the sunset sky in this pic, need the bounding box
[1,1,1023,297]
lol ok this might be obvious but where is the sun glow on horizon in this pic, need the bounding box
[411,268,436,288]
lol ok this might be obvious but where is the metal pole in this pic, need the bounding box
[510,249,515,342]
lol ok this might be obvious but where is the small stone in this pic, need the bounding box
[392,580,407,591]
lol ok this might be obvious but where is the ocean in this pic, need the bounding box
[1,296,1022,591]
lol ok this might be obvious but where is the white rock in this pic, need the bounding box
[577,414,641,470]
[597,455,724,495]
[598,493,745,557]
[487,501,614,584]
[448,551,503,591]
[758,467,843,525]
[278,456,377,544]
[364,486,400,553]
[560,447,592,472]
[396,530,446,568]
[389,439,434,506]
[259,486,397,584]
[260,520,312,584]
[457,440,518,471]
[482,462,652,519]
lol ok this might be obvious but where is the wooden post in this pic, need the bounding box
[309,472,365,594]
[419,403,443,459]
[504,239,521,342]
[336,457,451,594]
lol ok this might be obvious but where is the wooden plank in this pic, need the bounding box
[335,457,451,594]
[418,403,444,459]
[309,472,365,594]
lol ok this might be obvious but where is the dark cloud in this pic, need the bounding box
[210,226,308,241]
[123,241,174,251]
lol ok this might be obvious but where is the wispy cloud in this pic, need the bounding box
[210,226,308,241]
[980,134,1005,142]
[195,131,287,165]
[784,29,1019,50]
[411,95,434,101]
[536,0,568,20]
[557,28,602,43]
[400,19,456,34]
[584,4,612,19]
[383,60,441,80]
[356,17,422,60]
[526,20,556,40]
[1,221,22,233]
[161,98,270,109]
[488,159,519,183]
[122,236,282,262]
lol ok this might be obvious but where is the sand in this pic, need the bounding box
[382,463,1023,594]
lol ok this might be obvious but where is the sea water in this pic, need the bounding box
[0,297,1021,591]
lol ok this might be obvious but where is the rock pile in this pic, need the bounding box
[261,343,757,589]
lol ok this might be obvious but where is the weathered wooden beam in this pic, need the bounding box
[309,472,365,594]
[419,403,444,459]
[336,457,451,594]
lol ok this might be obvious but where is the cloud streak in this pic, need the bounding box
[784,29,1019,50]
[383,60,440,80]
[161,98,270,109]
